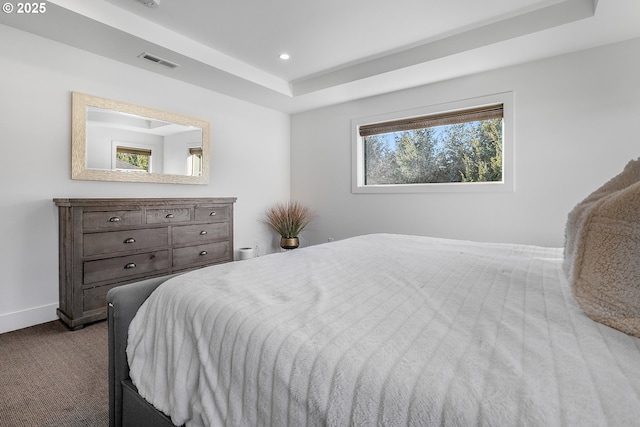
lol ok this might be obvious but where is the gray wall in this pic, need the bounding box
[0,25,290,333]
[290,38,640,248]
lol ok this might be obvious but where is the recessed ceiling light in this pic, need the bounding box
[279,53,290,60]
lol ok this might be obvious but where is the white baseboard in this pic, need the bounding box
[0,303,59,334]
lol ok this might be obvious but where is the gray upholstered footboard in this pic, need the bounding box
[107,275,178,427]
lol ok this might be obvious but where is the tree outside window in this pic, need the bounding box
[362,105,503,186]
[116,146,151,172]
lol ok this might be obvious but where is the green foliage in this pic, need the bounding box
[460,120,502,182]
[116,152,149,172]
[364,119,502,185]
[364,134,395,184]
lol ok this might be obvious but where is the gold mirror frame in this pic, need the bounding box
[71,92,210,184]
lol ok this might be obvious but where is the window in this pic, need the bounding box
[187,147,203,177]
[352,93,513,193]
[115,146,151,172]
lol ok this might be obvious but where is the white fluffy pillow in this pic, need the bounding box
[564,159,640,337]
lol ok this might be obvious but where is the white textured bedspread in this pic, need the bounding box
[127,234,640,426]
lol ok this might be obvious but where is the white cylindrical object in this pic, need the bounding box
[237,247,254,260]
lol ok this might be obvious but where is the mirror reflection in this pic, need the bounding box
[86,106,203,176]
[72,92,210,185]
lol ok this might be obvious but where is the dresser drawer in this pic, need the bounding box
[173,241,230,268]
[146,208,191,224]
[83,282,122,312]
[83,250,170,285]
[172,222,230,245]
[195,206,230,222]
[83,210,142,230]
[83,228,169,257]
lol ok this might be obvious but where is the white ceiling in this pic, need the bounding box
[2,0,639,113]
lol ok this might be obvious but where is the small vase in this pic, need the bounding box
[280,236,299,249]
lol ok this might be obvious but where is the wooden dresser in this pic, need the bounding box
[54,198,236,329]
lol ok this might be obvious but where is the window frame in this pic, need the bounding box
[112,141,154,173]
[187,145,203,177]
[351,92,514,194]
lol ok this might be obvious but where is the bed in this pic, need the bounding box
[108,161,640,427]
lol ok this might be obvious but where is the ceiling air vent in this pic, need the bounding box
[138,52,180,69]
[138,0,160,8]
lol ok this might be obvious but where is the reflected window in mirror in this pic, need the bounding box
[115,146,152,173]
[188,147,203,177]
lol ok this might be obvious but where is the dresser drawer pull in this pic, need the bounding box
[199,251,208,256]
[108,216,121,222]
[209,211,216,216]
[165,213,175,219]
[124,238,136,244]
[124,263,137,269]
[199,230,208,235]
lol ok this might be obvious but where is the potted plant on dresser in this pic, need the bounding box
[263,201,315,249]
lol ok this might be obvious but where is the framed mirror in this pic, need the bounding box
[71,92,210,184]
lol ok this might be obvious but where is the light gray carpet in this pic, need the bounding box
[0,320,108,427]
